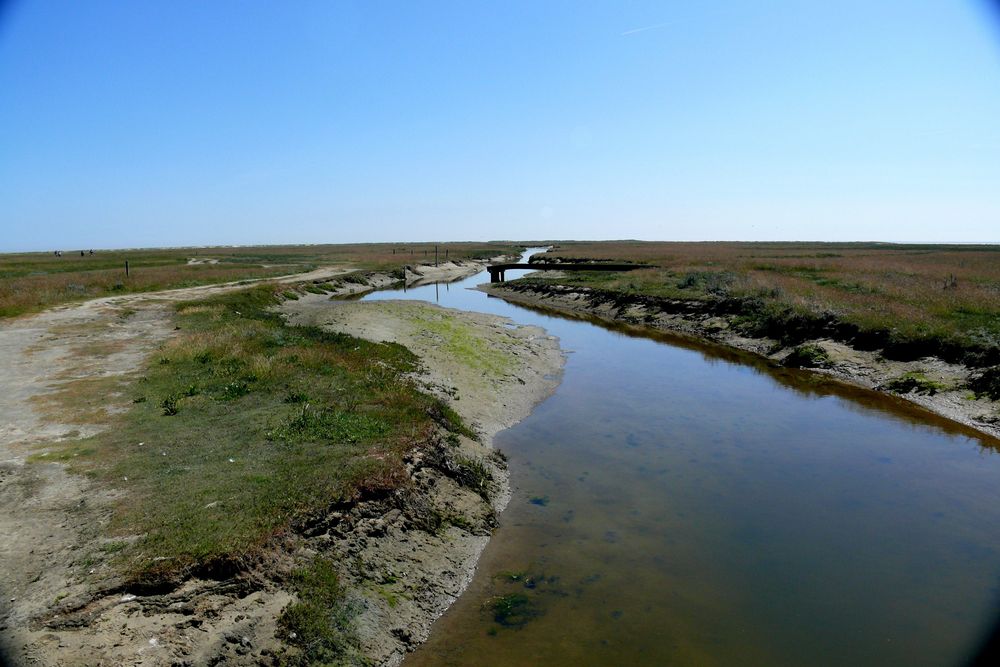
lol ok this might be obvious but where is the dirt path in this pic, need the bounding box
[0,258,554,666]
[0,266,355,665]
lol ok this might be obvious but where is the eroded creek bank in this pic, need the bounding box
[482,280,1000,440]
[279,297,563,665]
[0,258,561,666]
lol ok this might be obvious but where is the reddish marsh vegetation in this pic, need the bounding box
[528,242,1000,366]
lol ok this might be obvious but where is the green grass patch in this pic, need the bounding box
[36,283,470,585]
[882,371,947,396]
[403,307,517,377]
[782,344,831,369]
[277,557,365,666]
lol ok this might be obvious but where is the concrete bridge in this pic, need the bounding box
[487,262,649,283]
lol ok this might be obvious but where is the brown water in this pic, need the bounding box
[364,252,1000,666]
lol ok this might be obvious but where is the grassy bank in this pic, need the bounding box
[37,282,470,588]
[519,242,1000,368]
[0,242,520,318]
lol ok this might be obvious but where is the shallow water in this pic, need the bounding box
[363,251,1000,666]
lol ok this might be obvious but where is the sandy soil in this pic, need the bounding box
[0,266,363,666]
[482,281,1000,441]
[402,259,494,287]
[280,296,564,665]
[0,258,562,666]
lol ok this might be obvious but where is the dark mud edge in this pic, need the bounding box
[484,281,1000,441]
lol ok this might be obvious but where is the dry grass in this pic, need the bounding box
[29,375,131,426]
[528,241,1000,364]
[0,242,520,318]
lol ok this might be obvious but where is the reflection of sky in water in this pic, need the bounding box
[363,250,1000,667]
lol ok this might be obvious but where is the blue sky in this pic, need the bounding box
[1,1,999,251]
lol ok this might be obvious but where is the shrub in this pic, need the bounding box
[453,455,493,499]
[160,396,178,416]
[782,344,831,368]
[969,366,1000,401]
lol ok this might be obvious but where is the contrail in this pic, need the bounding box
[621,20,674,36]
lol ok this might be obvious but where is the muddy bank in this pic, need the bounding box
[279,257,508,299]
[482,281,1000,440]
[403,259,499,286]
[281,297,564,665]
[0,257,551,666]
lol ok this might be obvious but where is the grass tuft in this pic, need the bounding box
[782,344,831,369]
[34,283,472,585]
[277,557,365,666]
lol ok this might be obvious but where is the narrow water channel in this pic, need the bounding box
[363,250,1000,666]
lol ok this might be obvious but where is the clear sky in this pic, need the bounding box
[2,1,999,251]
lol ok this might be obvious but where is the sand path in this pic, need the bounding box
[0,266,352,665]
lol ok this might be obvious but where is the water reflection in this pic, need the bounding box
[359,250,1000,666]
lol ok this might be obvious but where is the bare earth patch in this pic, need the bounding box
[0,268,357,665]
[0,260,563,666]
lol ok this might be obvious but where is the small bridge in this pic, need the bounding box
[487,263,648,283]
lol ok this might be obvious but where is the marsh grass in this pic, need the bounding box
[0,242,521,318]
[41,283,469,585]
[523,242,1000,365]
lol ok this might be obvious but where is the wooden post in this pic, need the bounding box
[125,260,129,277]
[435,245,438,267]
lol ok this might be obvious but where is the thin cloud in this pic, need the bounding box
[621,20,674,36]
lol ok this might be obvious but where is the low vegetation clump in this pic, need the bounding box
[515,242,1000,368]
[968,366,1000,401]
[45,283,470,585]
[451,454,494,499]
[782,344,832,369]
[883,372,947,396]
[277,557,366,666]
[485,593,538,628]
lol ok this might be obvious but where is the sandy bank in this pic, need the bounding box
[482,281,1000,441]
[403,259,492,286]
[281,296,564,665]
[0,257,537,666]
